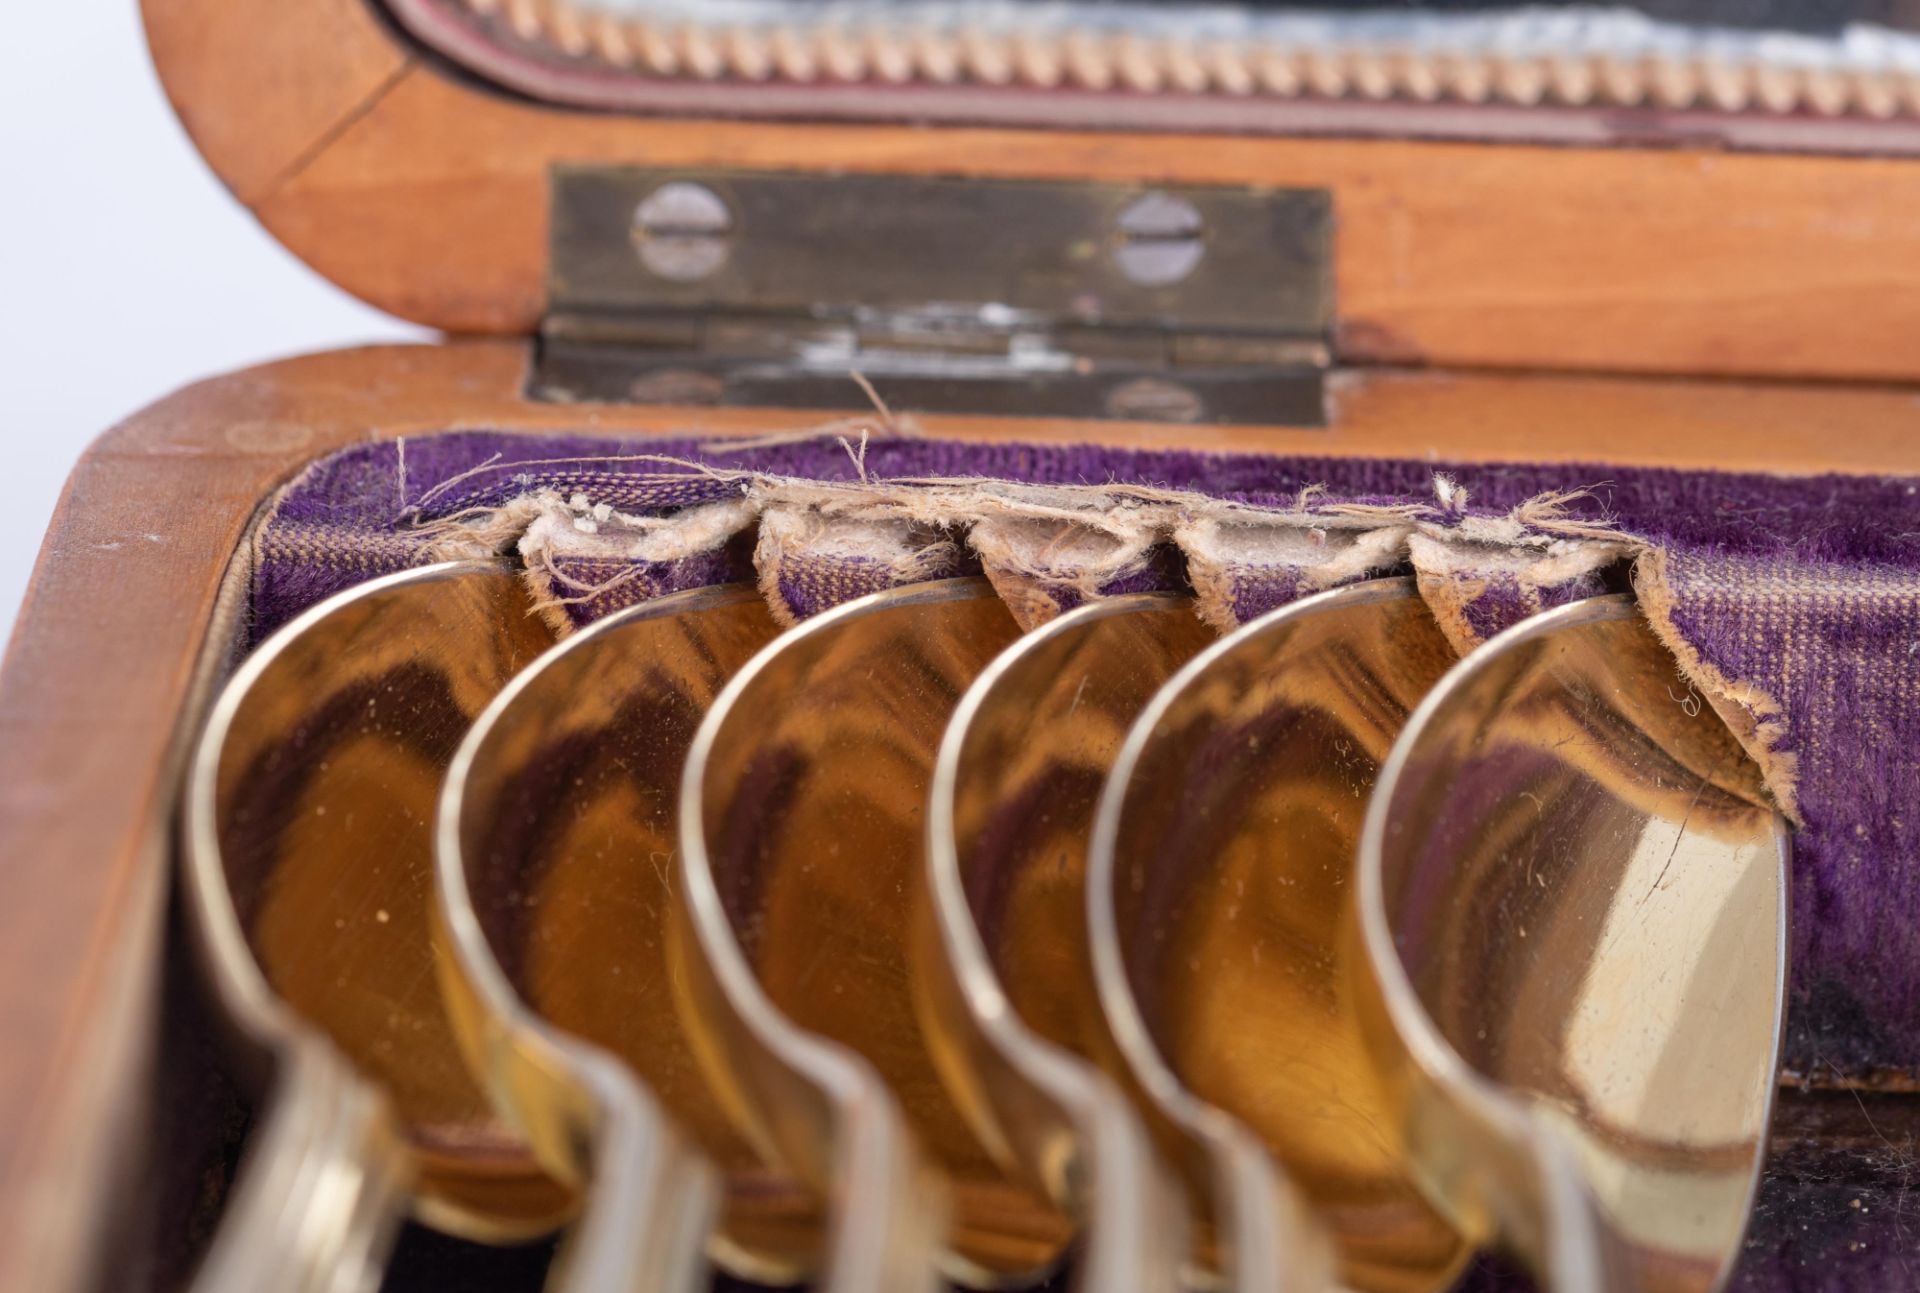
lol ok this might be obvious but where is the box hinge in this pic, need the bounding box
[535,168,1332,427]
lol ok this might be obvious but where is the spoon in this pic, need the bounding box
[1088,577,1471,1293]
[1355,593,1788,1292]
[680,576,1072,1287]
[436,583,846,1283]
[920,591,1215,1292]
[186,560,708,1291]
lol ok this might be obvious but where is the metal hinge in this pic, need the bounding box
[534,167,1332,426]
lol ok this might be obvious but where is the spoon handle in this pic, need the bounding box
[546,1051,717,1293]
[1526,1134,1643,1293]
[194,1037,409,1293]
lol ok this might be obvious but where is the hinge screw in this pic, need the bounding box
[632,182,734,282]
[1112,191,1205,287]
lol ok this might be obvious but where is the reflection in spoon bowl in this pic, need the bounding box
[188,561,710,1292]
[436,584,827,1281]
[1089,577,1470,1293]
[921,592,1214,1293]
[680,577,1069,1288]
[1356,594,1788,1293]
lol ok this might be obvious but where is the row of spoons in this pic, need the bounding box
[181,558,1788,1293]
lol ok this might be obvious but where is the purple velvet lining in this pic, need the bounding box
[540,548,749,631]
[253,430,1920,1091]
[770,545,979,622]
[1213,562,1323,626]
[1459,567,1612,643]
[277,432,1917,565]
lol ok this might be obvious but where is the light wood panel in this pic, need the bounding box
[143,0,1920,383]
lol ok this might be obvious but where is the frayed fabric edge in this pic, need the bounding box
[388,468,1800,820]
[969,513,1165,631]
[752,503,970,626]
[1406,529,1634,655]
[1632,546,1801,823]
[514,492,757,635]
[1177,513,1416,634]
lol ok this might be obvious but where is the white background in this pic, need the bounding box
[0,6,424,641]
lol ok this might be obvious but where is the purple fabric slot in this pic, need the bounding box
[248,430,1920,1087]
[1460,566,1612,643]
[534,549,747,632]
[752,504,978,623]
[1646,548,1920,1081]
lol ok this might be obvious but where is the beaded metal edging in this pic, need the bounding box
[454,0,1920,120]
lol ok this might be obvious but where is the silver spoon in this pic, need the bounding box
[436,583,854,1284]
[1355,593,1788,1292]
[186,560,709,1293]
[680,576,1070,1288]
[921,591,1211,1292]
[1088,577,1469,1293]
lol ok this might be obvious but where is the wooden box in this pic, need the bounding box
[6,1,1919,1288]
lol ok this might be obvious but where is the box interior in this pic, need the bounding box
[133,417,1920,1292]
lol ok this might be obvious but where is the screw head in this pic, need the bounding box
[1112,191,1205,287]
[632,182,734,282]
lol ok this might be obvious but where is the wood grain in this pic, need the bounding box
[142,0,411,205]
[144,0,1920,384]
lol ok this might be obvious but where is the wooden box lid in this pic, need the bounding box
[146,0,1920,385]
